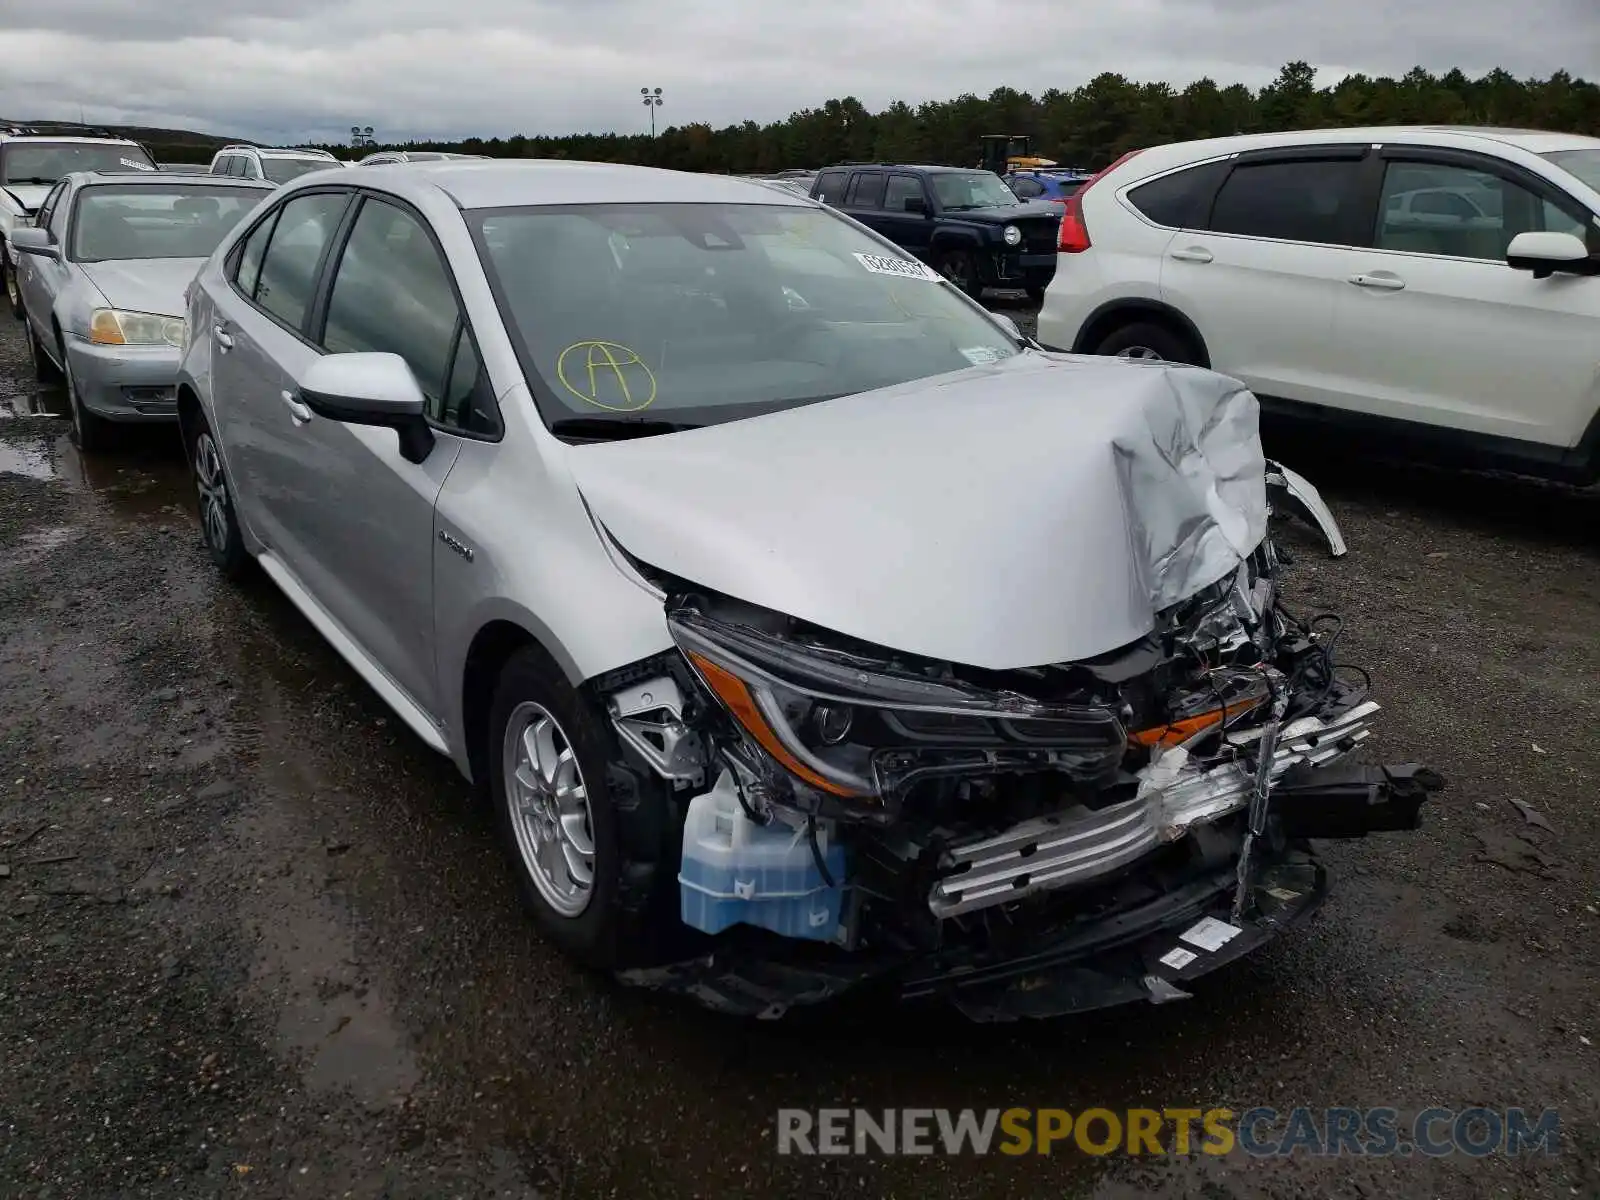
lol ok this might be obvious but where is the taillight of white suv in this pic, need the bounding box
[1058,149,1143,253]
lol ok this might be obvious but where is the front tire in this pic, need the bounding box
[1026,285,1047,306]
[25,320,59,381]
[188,412,251,580]
[1092,320,1199,364]
[935,248,984,299]
[488,645,675,969]
[3,256,23,320]
[62,342,113,452]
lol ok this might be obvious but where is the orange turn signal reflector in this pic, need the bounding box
[687,652,863,798]
[1131,691,1268,749]
[88,311,126,345]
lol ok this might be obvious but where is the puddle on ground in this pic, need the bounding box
[0,386,69,419]
[0,440,60,480]
[53,435,192,521]
[231,671,421,1112]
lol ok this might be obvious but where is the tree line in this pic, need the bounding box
[148,62,1600,171]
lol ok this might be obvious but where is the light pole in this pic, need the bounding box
[640,86,663,137]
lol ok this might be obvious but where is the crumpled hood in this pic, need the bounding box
[78,258,203,318]
[569,353,1267,670]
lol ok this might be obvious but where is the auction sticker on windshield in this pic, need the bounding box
[854,252,941,281]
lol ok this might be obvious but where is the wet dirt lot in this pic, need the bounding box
[2,311,1598,1200]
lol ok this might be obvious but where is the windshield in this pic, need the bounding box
[261,157,331,184]
[70,184,270,262]
[472,202,1021,429]
[931,172,1019,211]
[1544,149,1600,195]
[1,141,155,185]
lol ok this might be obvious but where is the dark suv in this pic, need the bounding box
[810,164,1060,301]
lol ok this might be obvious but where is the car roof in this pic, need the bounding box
[0,133,143,146]
[350,159,814,209]
[1135,124,1600,163]
[71,170,272,188]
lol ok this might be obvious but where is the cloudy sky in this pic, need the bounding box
[3,0,1597,144]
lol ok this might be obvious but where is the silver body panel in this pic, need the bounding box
[178,160,1274,787]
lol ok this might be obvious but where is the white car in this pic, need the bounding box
[1037,125,1600,484]
[206,144,343,185]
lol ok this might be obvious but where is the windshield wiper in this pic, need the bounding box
[549,416,701,442]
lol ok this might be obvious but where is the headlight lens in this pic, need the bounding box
[668,606,1126,808]
[1002,224,1022,246]
[88,308,185,348]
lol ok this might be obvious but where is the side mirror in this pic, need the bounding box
[297,352,435,464]
[903,195,928,214]
[991,313,1022,340]
[10,227,58,259]
[1506,230,1595,279]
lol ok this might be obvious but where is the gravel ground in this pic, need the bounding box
[1,311,1597,1199]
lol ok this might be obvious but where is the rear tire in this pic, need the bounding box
[1092,320,1199,365]
[187,410,252,580]
[488,645,679,970]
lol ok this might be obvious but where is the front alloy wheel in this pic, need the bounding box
[503,701,596,918]
[4,263,22,319]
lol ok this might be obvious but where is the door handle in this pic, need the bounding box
[213,324,233,350]
[1169,246,1213,263]
[1348,273,1406,291]
[281,389,312,424]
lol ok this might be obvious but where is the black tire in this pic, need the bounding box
[187,410,251,580]
[1092,320,1199,364]
[25,320,58,382]
[1026,285,1047,306]
[488,644,678,970]
[2,254,22,320]
[61,340,114,452]
[934,248,984,299]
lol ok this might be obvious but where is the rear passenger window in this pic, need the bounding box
[814,170,848,206]
[1208,159,1363,245]
[847,172,886,208]
[252,192,348,330]
[233,210,278,297]
[1128,159,1231,228]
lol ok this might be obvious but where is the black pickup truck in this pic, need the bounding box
[809,163,1060,301]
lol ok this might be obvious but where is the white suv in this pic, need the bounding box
[207,144,342,185]
[1037,126,1600,484]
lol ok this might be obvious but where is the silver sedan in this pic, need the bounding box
[12,170,271,449]
[173,160,1435,1020]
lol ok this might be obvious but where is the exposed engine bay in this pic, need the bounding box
[588,474,1442,1021]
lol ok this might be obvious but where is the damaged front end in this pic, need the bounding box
[600,532,1443,1021]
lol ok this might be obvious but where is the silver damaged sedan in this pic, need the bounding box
[176,161,1443,1020]
[13,170,272,448]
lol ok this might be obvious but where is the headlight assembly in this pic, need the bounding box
[667,605,1127,812]
[88,308,185,348]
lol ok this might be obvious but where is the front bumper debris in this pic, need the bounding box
[617,753,1442,1021]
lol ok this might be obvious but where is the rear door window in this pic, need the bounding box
[250,191,349,330]
[846,172,886,209]
[1208,158,1364,245]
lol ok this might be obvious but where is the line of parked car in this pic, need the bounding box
[1,124,1467,1022]
[802,126,1600,485]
